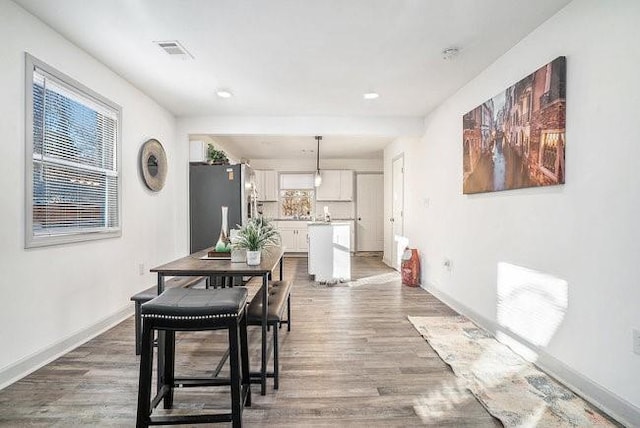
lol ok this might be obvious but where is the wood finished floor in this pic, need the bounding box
[0,256,502,427]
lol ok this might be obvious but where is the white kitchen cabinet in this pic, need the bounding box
[316,170,353,201]
[279,228,297,251]
[255,170,278,201]
[264,170,278,201]
[308,222,351,282]
[275,221,308,252]
[339,170,354,201]
[316,170,341,200]
[255,170,264,199]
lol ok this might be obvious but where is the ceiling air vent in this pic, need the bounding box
[154,40,193,59]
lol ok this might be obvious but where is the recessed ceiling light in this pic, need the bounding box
[216,90,233,98]
[363,92,380,100]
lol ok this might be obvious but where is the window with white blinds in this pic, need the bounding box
[25,54,121,248]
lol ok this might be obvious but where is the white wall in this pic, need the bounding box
[178,115,424,138]
[0,1,186,386]
[250,158,382,172]
[384,0,640,423]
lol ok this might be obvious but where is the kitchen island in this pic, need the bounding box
[307,222,351,283]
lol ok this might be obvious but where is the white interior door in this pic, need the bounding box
[391,155,405,270]
[356,174,384,251]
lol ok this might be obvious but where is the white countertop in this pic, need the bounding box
[307,221,351,226]
[275,218,354,221]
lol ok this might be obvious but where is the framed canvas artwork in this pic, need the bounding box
[462,56,566,194]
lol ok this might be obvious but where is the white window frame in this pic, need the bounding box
[278,173,315,219]
[25,53,122,248]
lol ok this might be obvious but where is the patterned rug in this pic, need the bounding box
[408,315,617,427]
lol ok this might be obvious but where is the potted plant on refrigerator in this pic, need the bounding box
[232,217,280,265]
[206,145,229,165]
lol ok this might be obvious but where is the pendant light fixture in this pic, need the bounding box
[314,136,322,187]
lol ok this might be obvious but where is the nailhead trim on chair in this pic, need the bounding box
[141,312,240,320]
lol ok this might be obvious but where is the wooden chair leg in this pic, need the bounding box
[273,322,279,390]
[228,321,242,428]
[288,294,291,332]
[134,302,142,355]
[240,312,251,407]
[136,322,154,428]
[163,330,175,409]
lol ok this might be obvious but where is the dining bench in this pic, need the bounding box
[130,276,206,355]
[246,280,292,390]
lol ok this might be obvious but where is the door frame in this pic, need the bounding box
[391,153,405,270]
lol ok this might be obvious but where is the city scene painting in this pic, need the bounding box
[463,56,566,194]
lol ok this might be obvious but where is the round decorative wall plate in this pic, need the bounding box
[140,138,168,191]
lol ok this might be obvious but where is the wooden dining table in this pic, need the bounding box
[150,246,285,396]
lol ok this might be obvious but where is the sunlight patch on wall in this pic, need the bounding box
[497,262,568,353]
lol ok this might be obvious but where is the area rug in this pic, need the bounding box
[408,315,617,427]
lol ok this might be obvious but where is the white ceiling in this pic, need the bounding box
[205,135,392,160]
[16,0,571,159]
[14,0,572,119]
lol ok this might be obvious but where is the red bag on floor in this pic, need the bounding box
[401,248,420,287]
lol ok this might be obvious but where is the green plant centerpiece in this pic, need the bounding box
[232,217,280,265]
[207,145,229,165]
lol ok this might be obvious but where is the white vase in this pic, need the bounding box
[246,250,261,265]
[215,206,231,252]
[231,248,246,263]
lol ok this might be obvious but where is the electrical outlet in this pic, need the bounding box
[633,329,640,355]
[138,263,145,276]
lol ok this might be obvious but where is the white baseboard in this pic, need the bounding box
[0,305,133,390]
[422,282,640,427]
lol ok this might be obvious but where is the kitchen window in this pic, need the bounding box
[279,173,314,219]
[25,54,121,248]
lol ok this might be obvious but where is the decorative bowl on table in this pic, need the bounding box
[206,250,231,259]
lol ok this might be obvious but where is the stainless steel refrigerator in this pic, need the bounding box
[189,163,255,253]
